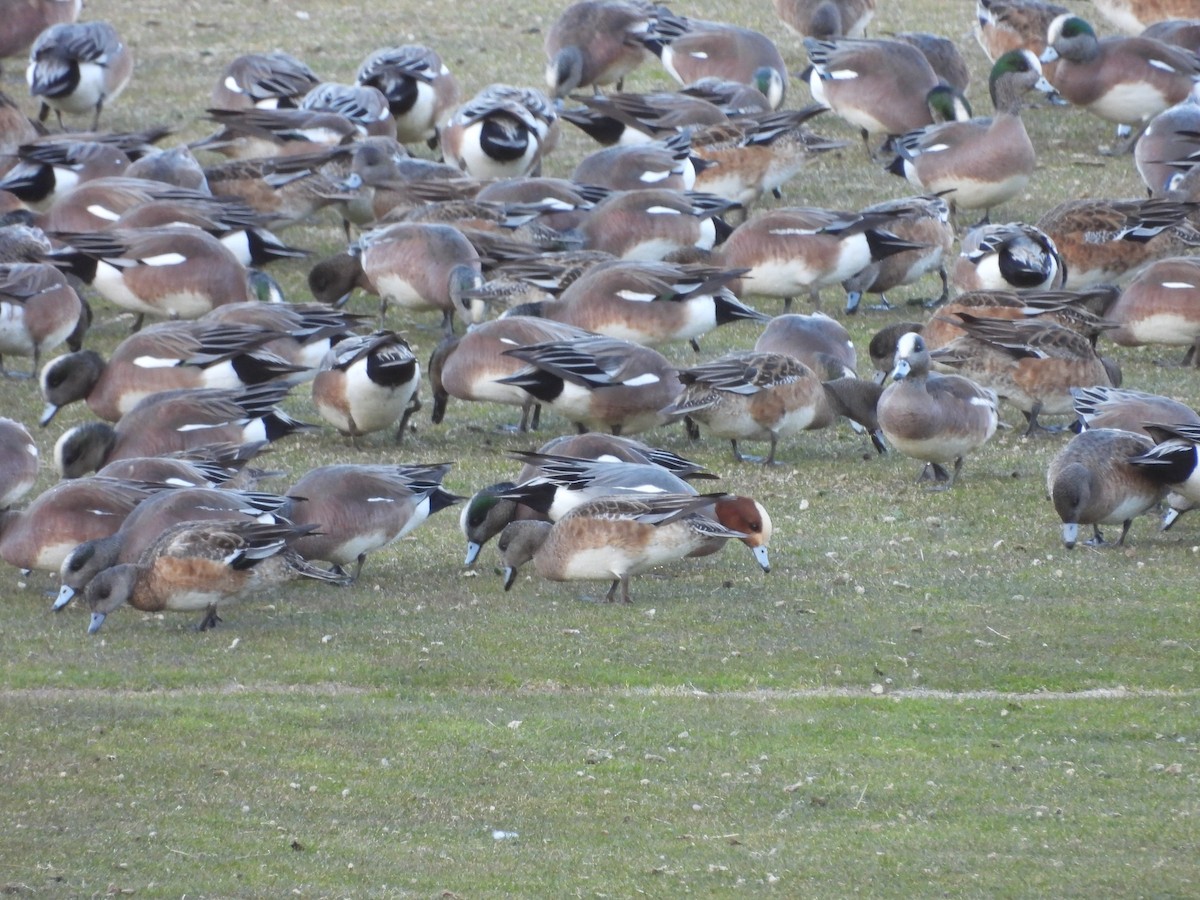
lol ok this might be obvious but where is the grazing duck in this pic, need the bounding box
[123,145,210,192]
[440,84,558,181]
[308,222,484,332]
[1072,384,1200,435]
[54,485,290,609]
[1131,423,1200,529]
[210,51,319,110]
[842,195,955,312]
[543,0,659,98]
[932,313,1116,434]
[193,107,359,160]
[922,287,1118,351]
[356,45,460,146]
[559,90,729,146]
[894,32,972,94]
[868,321,924,382]
[299,82,395,139]
[504,259,767,350]
[571,136,696,193]
[428,317,592,431]
[0,262,85,378]
[498,333,681,436]
[1141,19,1200,53]
[1040,14,1200,152]
[974,0,1068,62]
[0,418,38,512]
[878,331,999,488]
[0,139,130,207]
[83,520,351,633]
[0,476,158,574]
[496,492,772,603]
[774,0,876,39]
[755,311,858,379]
[952,222,1065,293]
[648,16,788,109]
[201,301,366,375]
[26,20,133,130]
[718,205,925,312]
[1134,88,1200,196]
[1046,428,1164,548]
[53,384,312,478]
[311,331,421,444]
[576,188,735,261]
[285,462,460,581]
[888,50,1055,223]
[662,350,884,463]
[1101,255,1200,365]
[0,0,80,59]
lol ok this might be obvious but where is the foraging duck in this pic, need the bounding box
[0,262,85,377]
[888,50,1055,223]
[754,311,858,379]
[1040,14,1200,151]
[576,188,736,261]
[543,0,659,98]
[54,485,290,609]
[1141,19,1200,53]
[922,287,1117,350]
[662,350,884,463]
[894,32,972,94]
[868,321,924,382]
[285,462,460,581]
[0,139,130,207]
[648,16,788,109]
[0,0,80,59]
[1071,384,1200,435]
[1101,255,1200,364]
[717,205,924,312]
[0,418,38,512]
[82,520,351,633]
[952,222,1065,293]
[1134,89,1200,196]
[1046,428,1164,548]
[504,259,767,350]
[53,384,312,479]
[299,82,395,139]
[440,84,558,181]
[311,331,421,444]
[201,301,367,374]
[559,90,729,146]
[1130,423,1200,523]
[193,107,359,160]
[26,20,133,130]
[496,492,772,603]
[974,0,1068,62]
[571,136,696,193]
[123,145,209,192]
[878,331,999,488]
[307,222,484,332]
[774,0,876,39]
[356,45,460,146]
[210,51,319,111]
[0,476,158,573]
[498,333,682,435]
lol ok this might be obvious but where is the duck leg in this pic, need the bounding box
[394,394,422,444]
[196,605,223,631]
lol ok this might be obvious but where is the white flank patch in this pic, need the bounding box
[26,444,38,457]
[688,51,709,60]
[769,227,819,236]
[646,206,682,216]
[638,169,672,184]
[85,203,121,222]
[133,355,181,369]
[177,422,224,432]
[829,69,858,80]
[616,289,656,303]
[1148,59,1177,74]
[622,373,660,387]
[366,496,395,503]
[1162,282,1195,289]
[224,76,245,93]
[141,253,188,267]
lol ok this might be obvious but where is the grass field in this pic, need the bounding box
[2,0,1198,896]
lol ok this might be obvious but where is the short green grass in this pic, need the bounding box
[2,0,1199,896]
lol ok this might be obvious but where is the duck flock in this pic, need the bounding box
[1,0,1200,632]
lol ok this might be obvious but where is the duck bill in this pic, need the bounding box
[1061,522,1078,549]
[87,612,107,634]
[502,565,518,591]
[464,541,482,566]
[752,545,771,573]
[52,584,75,611]
[40,403,62,427]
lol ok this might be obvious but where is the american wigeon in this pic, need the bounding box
[1035,197,1200,287]
[0,261,85,377]
[36,175,197,233]
[1072,384,1200,435]
[299,82,395,138]
[475,178,609,234]
[38,320,305,424]
[952,222,1065,293]
[0,476,158,573]
[83,520,351,633]
[774,0,876,39]
[717,205,925,312]
[888,50,1055,223]
[210,51,319,111]
[55,485,290,609]
[663,350,884,463]
[868,321,924,382]
[577,188,735,260]
[803,36,942,155]
[1134,88,1200,195]
[932,313,1117,434]
[285,462,460,580]
[974,0,1067,62]
[330,136,474,226]
[202,149,348,228]
[0,0,79,58]
[26,20,133,130]
[1101,255,1200,364]
[124,145,210,192]
[48,226,252,322]
[53,384,312,478]
[458,433,714,566]
[649,16,788,109]
[878,331,999,488]
[689,107,847,210]
[193,107,359,160]
[0,222,51,262]
[496,492,771,603]
[1040,14,1200,151]
[754,311,859,379]
[311,331,421,444]
[95,454,236,490]
[428,317,593,430]
[1046,428,1164,548]
[0,138,130,206]
[558,90,729,146]
[0,418,38,511]
[1090,0,1198,34]
[440,84,559,181]
[842,195,955,312]
[201,301,366,373]
[356,45,460,146]
[894,32,972,93]
[505,259,767,350]
[571,137,696,193]
[498,333,682,436]
[543,0,658,98]
[308,221,484,332]
[1141,19,1200,53]
[1131,423,1200,528]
